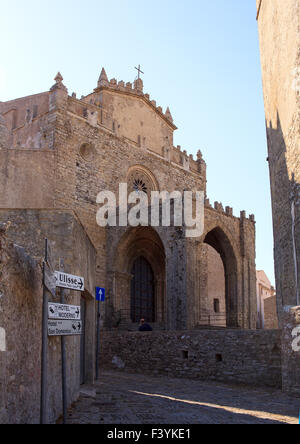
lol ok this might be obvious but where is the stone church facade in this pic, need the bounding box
[0,69,257,334]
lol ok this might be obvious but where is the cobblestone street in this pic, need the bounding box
[65,371,300,425]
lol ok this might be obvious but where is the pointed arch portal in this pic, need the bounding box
[131,256,155,323]
[113,227,166,325]
[204,227,238,328]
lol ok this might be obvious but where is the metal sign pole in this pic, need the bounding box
[40,239,49,424]
[96,300,100,380]
[59,259,68,425]
[95,288,105,381]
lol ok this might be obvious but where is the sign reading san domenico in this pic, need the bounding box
[48,320,82,337]
[55,271,84,292]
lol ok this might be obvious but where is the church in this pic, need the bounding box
[0,67,257,330]
[0,68,257,420]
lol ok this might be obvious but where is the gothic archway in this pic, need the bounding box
[113,226,166,325]
[204,227,238,328]
[131,256,155,323]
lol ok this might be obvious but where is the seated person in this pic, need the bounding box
[138,318,153,332]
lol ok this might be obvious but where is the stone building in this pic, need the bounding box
[0,68,257,421]
[256,0,300,323]
[0,69,257,331]
[256,0,300,397]
[256,270,278,329]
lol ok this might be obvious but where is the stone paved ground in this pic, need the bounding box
[66,371,300,425]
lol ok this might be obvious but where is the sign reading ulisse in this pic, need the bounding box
[55,272,85,292]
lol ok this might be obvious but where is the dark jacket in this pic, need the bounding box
[139,323,153,332]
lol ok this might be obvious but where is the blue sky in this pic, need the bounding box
[0,0,274,284]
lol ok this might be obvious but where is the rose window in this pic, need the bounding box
[127,166,159,197]
[133,179,148,194]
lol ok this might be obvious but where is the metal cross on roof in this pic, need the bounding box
[135,64,144,79]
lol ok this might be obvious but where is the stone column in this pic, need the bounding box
[155,277,165,323]
[198,243,209,326]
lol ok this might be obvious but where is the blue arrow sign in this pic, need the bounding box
[96,287,106,302]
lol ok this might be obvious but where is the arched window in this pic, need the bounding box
[127,165,159,196]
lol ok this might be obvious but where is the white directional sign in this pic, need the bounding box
[48,303,81,321]
[55,272,85,292]
[48,319,82,337]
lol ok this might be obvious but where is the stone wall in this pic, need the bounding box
[264,296,279,330]
[281,306,300,397]
[206,244,226,327]
[0,227,79,424]
[100,329,282,388]
[0,225,43,423]
[257,0,300,320]
[0,211,97,424]
[0,150,55,208]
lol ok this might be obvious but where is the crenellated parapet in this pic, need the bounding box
[205,198,256,224]
[0,69,207,178]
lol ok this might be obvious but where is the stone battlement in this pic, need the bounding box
[205,198,255,224]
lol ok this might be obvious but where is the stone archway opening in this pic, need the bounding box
[206,244,226,327]
[204,227,238,328]
[113,226,166,327]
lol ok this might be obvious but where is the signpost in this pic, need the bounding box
[54,259,84,424]
[96,287,106,380]
[96,287,106,302]
[40,243,85,425]
[41,239,53,424]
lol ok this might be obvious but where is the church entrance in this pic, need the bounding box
[131,256,155,323]
[112,227,166,327]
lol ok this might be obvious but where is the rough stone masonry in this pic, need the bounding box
[0,67,258,422]
[0,68,257,331]
[257,0,300,322]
